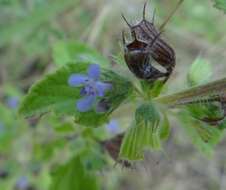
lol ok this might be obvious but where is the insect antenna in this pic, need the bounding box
[152,8,156,24]
[121,14,132,28]
[159,0,184,31]
[143,1,148,20]
[122,30,126,45]
[143,1,156,23]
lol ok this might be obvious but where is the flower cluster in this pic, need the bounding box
[68,64,112,112]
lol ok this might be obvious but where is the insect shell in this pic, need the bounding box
[122,3,176,83]
[123,31,166,81]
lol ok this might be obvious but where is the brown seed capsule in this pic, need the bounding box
[122,2,176,83]
[101,133,131,167]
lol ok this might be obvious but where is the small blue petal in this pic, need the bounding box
[96,82,112,97]
[68,74,88,87]
[76,95,96,112]
[16,176,29,189]
[87,64,100,80]
[6,96,19,109]
[106,120,119,134]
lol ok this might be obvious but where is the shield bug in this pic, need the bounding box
[122,30,166,82]
[122,1,183,83]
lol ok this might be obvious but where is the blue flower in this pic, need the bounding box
[6,96,19,109]
[106,119,120,134]
[68,64,112,112]
[15,176,29,190]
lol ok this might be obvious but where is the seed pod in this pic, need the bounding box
[101,133,131,167]
[122,2,177,83]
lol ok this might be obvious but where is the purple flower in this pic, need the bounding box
[68,64,112,112]
[106,119,120,134]
[6,96,19,109]
[15,176,29,190]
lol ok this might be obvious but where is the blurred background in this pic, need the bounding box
[1,0,226,189]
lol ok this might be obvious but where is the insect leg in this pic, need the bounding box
[122,30,126,45]
[142,1,156,24]
[159,0,184,31]
[143,1,148,20]
[121,14,132,28]
[152,8,156,24]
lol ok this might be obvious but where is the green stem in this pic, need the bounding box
[154,77,226,107]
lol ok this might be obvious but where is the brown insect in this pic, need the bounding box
[122,1,183,83]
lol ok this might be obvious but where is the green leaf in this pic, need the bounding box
[19,62,133,127]
[186,102,223,122]
[119,103,162,160]
[54,122,75,133]
[218,120,226,130]
[49,155,100,190]
[52,41,109,66]
[213,0,226,13]
[179,111,223,156]
[187,57,212,86]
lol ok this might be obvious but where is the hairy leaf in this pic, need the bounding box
[179,111,223,156]
[49,156,99,190]
[187,57,212,86]
[213,0,226,13]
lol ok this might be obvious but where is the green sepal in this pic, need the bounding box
[140,80,165,98]
[159,113,170,140]
[119,102,162,161]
